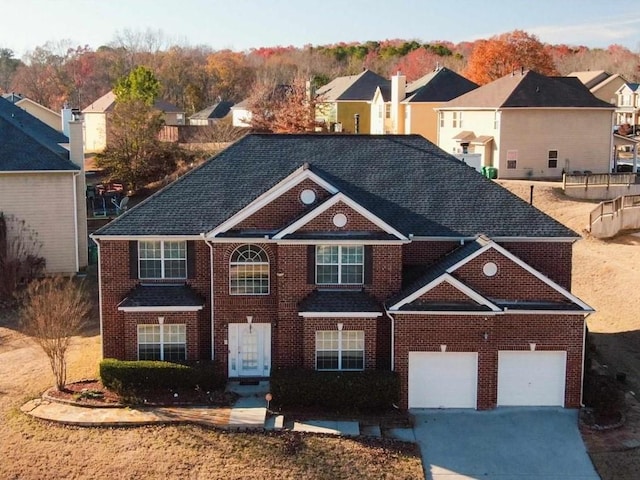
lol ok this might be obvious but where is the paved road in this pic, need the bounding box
[412,408,600,480]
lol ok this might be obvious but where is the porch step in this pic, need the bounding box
[226,380,271,399]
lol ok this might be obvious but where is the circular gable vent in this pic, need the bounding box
[483,262,498,277]
[332,213,348,228]
[300,189,316,205]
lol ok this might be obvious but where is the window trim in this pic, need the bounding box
[138,240,187,280]
[229,244,270,296]
[547,149,558,169]
[315,330,365,371]
[315,245,364,285]
[137,323,187,361]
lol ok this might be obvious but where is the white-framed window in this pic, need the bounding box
[316,245,364,285]
[138,324,186,361]
[548,150,558,168]
[493,111,500,129]
[378,104,383,119]
[507,149,518,169]
[229,245,270,295]
[139,241,186,279]
[385,103,391,119]
[452,111,458,128]
[439,111,444,128]
[315,330,364,370]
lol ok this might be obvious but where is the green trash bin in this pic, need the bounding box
[481,166,487,178]
[486,166,498,179]
[88,244,98,265]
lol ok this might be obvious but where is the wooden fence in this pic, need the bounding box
[589,194,640,229]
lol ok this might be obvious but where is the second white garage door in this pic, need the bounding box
[408,352,478,409]
[497,351,566,407]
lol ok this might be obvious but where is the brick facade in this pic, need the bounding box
[98,214,584,412]
[394,314,584,410]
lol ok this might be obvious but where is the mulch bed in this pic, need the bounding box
[45,379,237,408]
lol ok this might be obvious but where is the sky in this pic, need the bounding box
[2,0,640,58]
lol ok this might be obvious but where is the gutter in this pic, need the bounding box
[94,237,104,358]
[202,234,216,361]
[72,171,80,273]
[385,309,395,371]
[580,312,592,408]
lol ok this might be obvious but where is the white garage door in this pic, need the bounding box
[408,352,478,409]
[497,351,566,407]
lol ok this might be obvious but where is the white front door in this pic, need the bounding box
[228,323,271,377]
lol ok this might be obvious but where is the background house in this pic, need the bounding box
[569,70,626,105]
[370,67,478,142]
[315,69,388,133]
[189,100,234,126]
[82,91,185,152]
[2,93,63,133]
[0,97,87,274]
[93,133,591,411]
[437,70,615,179]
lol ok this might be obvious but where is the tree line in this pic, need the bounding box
[1,29,638,114]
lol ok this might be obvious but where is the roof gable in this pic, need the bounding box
[82,90,183,113]
[404,68,479,103]
[94,134,578,239]
[0,97,77,172]
[441,70,614,109]
[317,70,389,102]
[190,101,234,120]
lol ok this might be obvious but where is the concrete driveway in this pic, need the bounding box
[411,408,600,480]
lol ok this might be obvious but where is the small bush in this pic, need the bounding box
[100,359,224,395]
[270,368,399,413]
[583,373,625,420]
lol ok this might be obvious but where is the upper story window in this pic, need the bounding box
[439,112,444,128]
[452,111,463,128]
[493,111,500,130]
[316,245,364,285]
[139,241,186,279]
[385,103,391,119]
[230,245,269,295]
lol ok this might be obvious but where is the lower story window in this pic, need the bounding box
[548,150,558,168]
[138,324,186,361]
[315,330,364,370]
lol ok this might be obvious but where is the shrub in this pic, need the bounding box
[100,359,224,395]
[583,373,625,420]
[270,368,399,413]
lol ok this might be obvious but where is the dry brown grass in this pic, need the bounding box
[499,180,640,480]
[0,276,422,479]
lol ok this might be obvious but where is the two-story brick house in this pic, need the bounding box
[93,134,592,410]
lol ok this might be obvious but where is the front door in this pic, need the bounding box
[228,323,271,377]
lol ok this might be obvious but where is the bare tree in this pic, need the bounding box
[21,277,91,390]
[0,213,45,302]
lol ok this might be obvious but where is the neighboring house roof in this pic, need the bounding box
[441,70,615,109]
[568,70,611,90]
[190,101,234,121]
[95,134,577,239]
[2,92,23,103]
[404,68,479,103]
[0,97,77,172]
[82,90,183,113]
[316,69,389,102]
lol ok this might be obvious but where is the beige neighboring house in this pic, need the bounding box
[370,68,478,143]
[0,96,87,275]
[613,82,640,127]
[315,70,389,133]
[437,70,615,179]
[569,70,626,105]
[82,91,185,152]
[2,93,62,132]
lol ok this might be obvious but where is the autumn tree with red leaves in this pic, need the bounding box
[465,30,557,85]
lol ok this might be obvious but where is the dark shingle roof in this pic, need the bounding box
[0,97,77,172]
[299,289,381,313]
[317,70,389,102]
[95,134,578,238]
[190,101,234,120]
[387,241,483,307]
[404,68,478,103]
[442,70,615,109]
[494,300,584,311]
[118,285,204,308]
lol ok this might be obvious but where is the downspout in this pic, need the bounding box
[385,309,395,371]
[93,237,104,358]
[203,234,215,360]
[72,172,80,273]
[580,312,592,407]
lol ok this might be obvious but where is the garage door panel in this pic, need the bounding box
[498,351,566,407]
[409,352,477,409]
